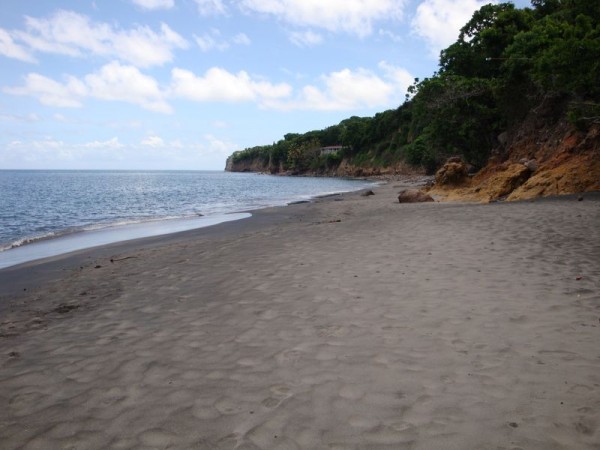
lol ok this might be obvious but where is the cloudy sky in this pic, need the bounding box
[1,0,530,170]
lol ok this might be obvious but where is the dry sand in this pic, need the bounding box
[1,182,599,449]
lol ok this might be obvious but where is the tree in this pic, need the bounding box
[339,116,371,153]
[229,0,600,174]
[287,138,321,172]
[440,3,533,79]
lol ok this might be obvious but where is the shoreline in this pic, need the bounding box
[0,212,252,272]
[0,170,378,272]
[0,173,382,274]
[1,182,599,448]
[0,182,390,299]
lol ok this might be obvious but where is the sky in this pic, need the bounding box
[0,0,531,170]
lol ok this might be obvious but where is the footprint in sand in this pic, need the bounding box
[261,397,281,408]
[215,397,246,415]
[261,385,292,408]
[275,349,304,365]
[270,385,291,396]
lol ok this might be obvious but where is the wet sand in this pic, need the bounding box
[1,182,599,449]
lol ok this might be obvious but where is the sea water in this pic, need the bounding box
[0,170,373,269]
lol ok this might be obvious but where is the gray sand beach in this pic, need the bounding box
[1,182,599,449]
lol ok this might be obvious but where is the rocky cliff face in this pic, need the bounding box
[425,94,600,202]
[322,160,425,178]
[428,117,600,202]
[227,100,599,201]
[224,156,234,172]
[225,156,271,173]
[225,156,425,178]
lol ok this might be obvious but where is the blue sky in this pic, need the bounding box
[1,0,530,170]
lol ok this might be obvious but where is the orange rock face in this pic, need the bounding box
[508,153,600,201]
[429,121,599,202]
[434,160,469,186]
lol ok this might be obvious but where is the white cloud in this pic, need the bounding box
[195,29,230,52]
[0,28,36,62]
[289,30,323,47]
[378,61,414,90]
[169,61,412,112]
[270,63,413,111]
[195,29,251,52]
[4,137,127,166]
[303,69,393,110]
[4,73,87,108]
[3,138,70,165]
[31,138,66,150]
[83,137,125,149]
[170,67,292,104]
[140,135,230,159]
[232,33,251,46]
[141,135,166,147]
[5,61,172,113]
[202,134,237,155]
[11,10,188,68]
[0,112,40,122]
[4,48,411,115]
[2,128,250,169]
[378,29,404,43]
[131,0,175,10]
[85,61,172,113]
[115,23,188,67]
[195,0,227,16]
[411,0,495,56]
[1,135,234,170]
[240,0,406,37]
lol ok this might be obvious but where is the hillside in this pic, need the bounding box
[428,100,600,201]
[226,1,600,201]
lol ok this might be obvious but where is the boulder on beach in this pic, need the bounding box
[435,158,469,186]
[398,189,434,203]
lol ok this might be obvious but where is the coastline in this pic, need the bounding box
[0,171,378,273]
[0,179,389,299]
[1,181,599,449]
[0,213,252,272]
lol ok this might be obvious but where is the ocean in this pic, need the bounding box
[0,170,374,269]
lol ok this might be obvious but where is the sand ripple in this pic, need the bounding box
[1,188,599,449]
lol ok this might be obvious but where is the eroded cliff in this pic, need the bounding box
[428,108,600,202]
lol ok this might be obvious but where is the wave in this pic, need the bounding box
[0,173,376,256]
[0,213,208,253]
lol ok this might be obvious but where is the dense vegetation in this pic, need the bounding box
[229,0,600,174]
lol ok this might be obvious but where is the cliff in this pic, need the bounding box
[224,155,270,173]
[225,155,424,178]
[427,100,600,202]
[225,1,600,200]
[226,106,599,202]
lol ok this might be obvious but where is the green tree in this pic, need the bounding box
[440,3,532,79]
[229,0,600,174]
[287,138,321,172]
[339,116,372,154]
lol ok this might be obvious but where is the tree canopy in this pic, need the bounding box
[230,0,599,174]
